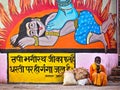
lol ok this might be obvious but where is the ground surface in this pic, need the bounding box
[0,81,120,90]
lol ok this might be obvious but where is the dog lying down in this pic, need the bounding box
[63,67,92,86]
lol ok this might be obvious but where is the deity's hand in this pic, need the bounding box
[18,37,35,48]
[10,34,18,45]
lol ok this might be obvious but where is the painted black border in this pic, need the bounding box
[0,49,117,53]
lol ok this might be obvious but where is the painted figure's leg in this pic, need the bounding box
[46,0,78,30]
[75,10,98,45]
[90,33,107,53]
[101,13,115,33]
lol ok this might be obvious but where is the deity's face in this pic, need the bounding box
[26,18,45,37]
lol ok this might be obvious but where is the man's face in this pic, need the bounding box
[26,18,45,37]
[95,58,101,65]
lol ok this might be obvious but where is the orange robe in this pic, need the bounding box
[90,63,107,86]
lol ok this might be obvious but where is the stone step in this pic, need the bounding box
[111,71,120,76]
[111,66,120,76]
[108,76,120,81]
[112,66,120,70]
[119,56,120,66]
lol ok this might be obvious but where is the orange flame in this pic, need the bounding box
[101,0,111,21]
[0,3,11,27]
[0,28,6,41]
[20,0,31,13]
[8,0,19,15]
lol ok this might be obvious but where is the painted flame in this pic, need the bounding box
[8,0,18,15]
[0,3,11,27]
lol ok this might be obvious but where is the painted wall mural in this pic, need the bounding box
[0,0,117,53]
[0,0,118,84]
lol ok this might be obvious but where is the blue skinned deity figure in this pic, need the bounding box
[46,0,78,30]
[46,0,115,52]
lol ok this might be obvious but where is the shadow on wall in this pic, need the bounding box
[76,53,118,76]
[0,53,7,83]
